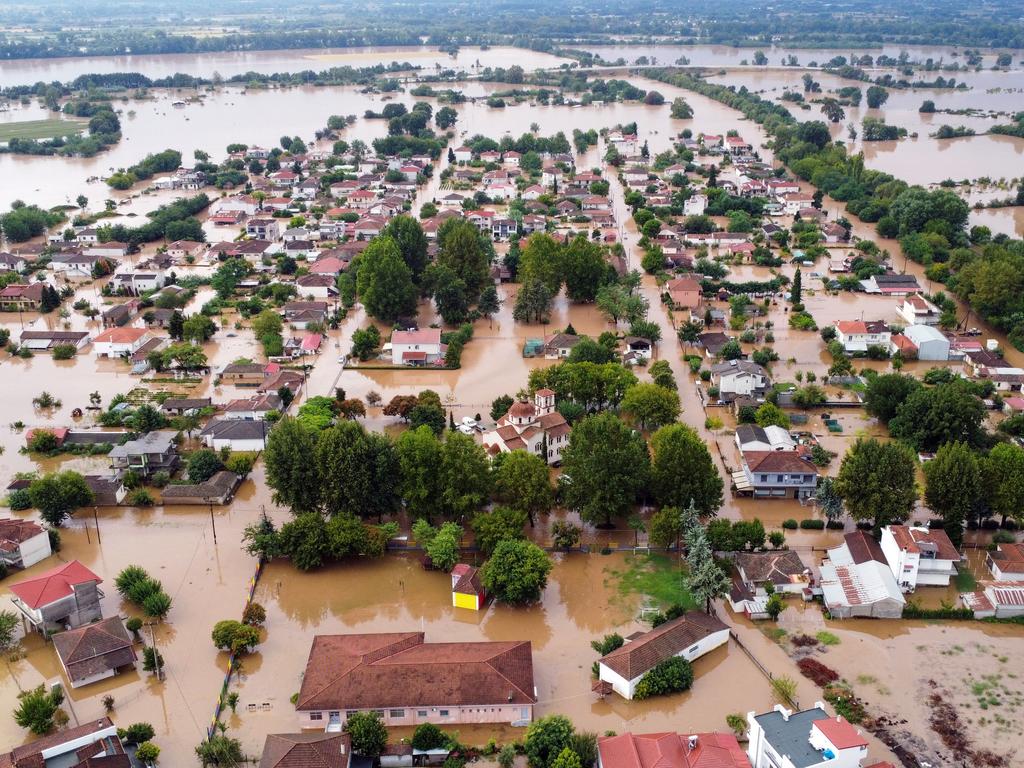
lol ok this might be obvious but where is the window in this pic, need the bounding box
[309,712,323,721]
[439,710,450,717]
[372,710,385,717]
[389,710,405,718]
[417,710,428,717]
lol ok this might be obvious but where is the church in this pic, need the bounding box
[483,389,571,465]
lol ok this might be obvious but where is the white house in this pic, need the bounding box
[390,328,444,366]
[711,360,769,399]
[453,146,472,163]
[483,390,572,466]
[961,581,1024,619]
[683,194,708,216]
[896,293,941,326]
[595,612,729,700]
[92,327,151,358]
[780,193,814,215]
[113,272,166,295]
[0,252,28,272]
[986,542,1024,581]
[819,532,905,619]
[0,518,52,569]
[834,320,891,354]
[879,524,959,591]
[902,324,949,361]
[200,419,269,451]
[734,424,795,453]
[747,704,870,768]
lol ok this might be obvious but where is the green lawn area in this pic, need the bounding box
[605,553,698,612]
[0,118,86,142]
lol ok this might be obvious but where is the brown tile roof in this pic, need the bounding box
[733,551,808,585]
[742,451,817,475]
[887,525,959,561]
[990,542,1024,570]
[0,518,44,553]
[453,565,483,596]
[4,718,115,767]
[51,616,136,682]
[845,531,887,565]
[259,733,350,768]
[600,612,728,680]
[296,632,535,711]
[597,732,749,768]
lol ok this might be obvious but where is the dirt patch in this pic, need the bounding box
[926,681,1008,767]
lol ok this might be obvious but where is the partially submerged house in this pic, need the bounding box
[0,717,127,768]
[108,430,180,478]
[9,560,104,633]
[819,532,905,619]
[734,451,818,499]
[450,564,486,611]
[746,704,870,768]
[0,518,52,569]
[879,524,959,591]
[161,471,240,506]
[986,542,1024,581]
[295,632,536,729]
[597,732,751,768]
[728,551,812,619]
[482,389,571,465]
[595,612,729,700]
[712,360,769,401]
[734,425,795,454]
[200,418,269,451]
[259,733,352,768]
[52,615,137,688]
[961,581,1024,619]
[390,329,444,366]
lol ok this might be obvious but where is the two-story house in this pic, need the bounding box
[108,430,180,477]
[747,704,871,768]
[9,560,103,633]
[834,320,891,355]
[390,328,444,366]
[879,524,960,591]
[0,518,52,569]
[737,451,818,499]
[711,360,769,401]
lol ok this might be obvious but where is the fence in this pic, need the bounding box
[729,628,799,709]
[206,558,265,741]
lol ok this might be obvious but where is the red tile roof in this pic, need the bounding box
[888,525,959,561]
[392,329,441,345]
[0,519,45,553]
[259,733,350,768]
[599,612,728,680]
[844,531,887,565]
[296,632,535,711]
[9,560,101,609]
[597,732,750,768]
[93,327,148,344]
[742,450,817,475]
[812,716,868,749]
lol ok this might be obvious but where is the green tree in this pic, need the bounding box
[649,424,723,516]
[439,431,492,520]
[648,506,683,549]
[135,743,160,764]
[187,449,224,483]
[472,506,528,556]
[28,471,93,527]
[686,525,730,612]
[397,426,442,519]
[888,381,985,451]
[411,723,448,751]
[815,477,844,523]
[196,734,244,767]
[864,373,921,423]
[493,450,554,524]
[357,235,418,322]
[211,620,261,654]
[983,442,1024,527]
[0,610,20,652]
[481,539,552,604]
[633,657,694,699]
[621,383,681,430]
[437,219,490,301]
[550,749,582,768]
[211,258,251,299]
[562,236,606,303]
[791,268,802,305]
[490,394,514,421]
[754,402,790,429]
[316,422,400,520]
[561,414,649,527]
[264,417,321,514]
[524,715,575,768]
[923,441,978,547]
[381,215,429,282]
[866,85,889,109]
[835,438,917,534]
[350,325,382,361]
[514,277,554,324]
[182,314,217,343]
[520,233,563,296]
[14,684,64,735]
[345,712,388,757]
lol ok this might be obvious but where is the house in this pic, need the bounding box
[736,451,818,499]
[623,336,653,364]
[0,518,52,569]
[902,324,949,361]
[834,321,891,354]
[51,252,116,278]
[92,327,151,358]
[728,551,811,619]
[161,397,212,416]
[52,615,137,688]
[283,300,328,330]
[780,193,814,215]
[201,418,269,451]
[101,301,138,328]
[543,332,580,359]
[961,581,1024,618]
[108,430,180,477]
[711,360,769,400]
[18,330,90,351]
[683,194,708,217]
[0,251,28,272]
[166,239,206,260]
[896,293,940,326]
[879,524,959,591]
[595,612,729,700]
[0,717,127,768]
[85,475,127,506]
[161,471,240,506]
[295,632,536,729]
[734,425,795,453]
[223,392,283,420]
[113,272,166,295]
[296,273,338,299]
[861,273,920,295]
[9,560,103,632]
[221,362,270,387]
[746,704,870,768]
[260,733,351,768]
[819,532,906,619]
[391,328,444,366]
[483,389,571,465]
[697,332,732,358]
[451,564,486,611]
[986,542,1024,581]
[597,732,751,768]
[666,277,703,310]
[453,146,472,163]
[247,218,282,241]
[0,282,45,310]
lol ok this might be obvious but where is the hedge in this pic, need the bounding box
[800,519,825,530]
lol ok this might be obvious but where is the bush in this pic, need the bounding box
[8,488,31,510]
[225,454,255,478]
[150,470,170,488]
[797,657,840,687]
[211,619,261,654]
[590,633,624,656]
[128,489,155,506]
[781,519,798,530]
[242,602,266,626]
[51,344,77,360]
[633,656,693,699]
[124,722,156,744]
[799,519,825,530]
[135,743,160,765]
[126,617,143,635]
[411,722,448,751]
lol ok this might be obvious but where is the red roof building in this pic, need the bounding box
[598,732,750,768]
[9,560,104,631]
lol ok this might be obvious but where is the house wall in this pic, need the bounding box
[808,727,866,768]
[452,592,480,610]
[988,561,1024,581]
[18,530,52,568]
[719,372,760,396]
[66,665,117,689]
[391,343,442,365]
[39,725,119,760]
[204,436,265,452]
[599,628,729,700]
[299,703,532,730]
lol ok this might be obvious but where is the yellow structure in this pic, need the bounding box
[451,564,485,611]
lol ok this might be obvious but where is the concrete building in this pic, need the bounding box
[879,525,959,590]
[483,389,571,465]
[986,542,1024,581]
[747,704,870,768]
[0,518,52,569]
[902,324,949,361]
[598,732,751,768]
[52,616,137,688]
[819,533,905,619]
[9,560,103,633]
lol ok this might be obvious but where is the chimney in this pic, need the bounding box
[687,735,698,752]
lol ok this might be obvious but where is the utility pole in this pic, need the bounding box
[148,622,164,682]
[93,506,101,544]
[208,500,217,544]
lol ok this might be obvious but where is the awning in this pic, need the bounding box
[732,470,752,492]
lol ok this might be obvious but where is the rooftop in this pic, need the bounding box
[599,612,728,680]
[9,560,101,609]
[754,707,858,768]
[258,733,350,768]
[597,732,750,768]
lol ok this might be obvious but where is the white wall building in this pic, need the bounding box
[747,704,870,768]
[879,524,959,591]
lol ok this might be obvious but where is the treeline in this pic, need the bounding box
[97,194,209,251]
[107,149,182,189]
[0,102,120,158]
[0,202,65,243]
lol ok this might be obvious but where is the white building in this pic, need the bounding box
[711,360,769,399]
[961,581,1024,619]
[834,320,891,354]
[902,324,949,361]
[92,327,152,358]
[896,293,941,326]
[200,419,269,451]
[734,424,796,453]
[986,542,1024,581]
[819,532,905,619]
[879,524,959,591]
[596,612,729,700]
[483,389,571,466]
[683,193,708,217]
[390,328,444,366]
[747,704,870,768]
[0,519,52,569]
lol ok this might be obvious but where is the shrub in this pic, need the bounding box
[124,722,156,744]
[725,713,746,736]
[225,453,255,478]
[8,488,31,510]
[135,742,160,764]
[823,684,867,723]
[211,619,261,654]
[115,565,151,599]
[797,657,839,687]
[411,722,448,751]
[142,647,164,673]
[590,633,624,656]
[771,675,798,705]
[128,489,155,506]
[790,634,819,647]
[51,344,77,360]
[633,656,694,699]
[142,591,172,619]
[150,470,170,488]
[781,519,798,530]
[799,519,825,530]
[126,617,143,635]
[816,631,840,646]
[242,602,266,626]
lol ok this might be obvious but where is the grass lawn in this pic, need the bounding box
[0,118,86,142]
[605,552,697,612]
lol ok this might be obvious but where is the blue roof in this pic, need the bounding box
[754,707,829,768]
